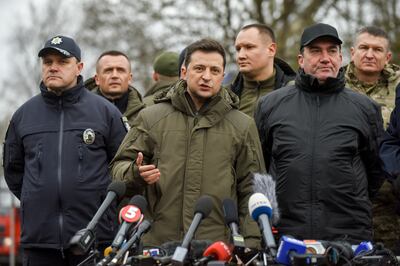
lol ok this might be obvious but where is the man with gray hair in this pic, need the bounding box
[345,26,400,253]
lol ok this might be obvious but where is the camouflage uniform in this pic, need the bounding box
[345,62,400,128]
[345,61,400,254]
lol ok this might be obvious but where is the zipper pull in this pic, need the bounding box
[60,246,65,259]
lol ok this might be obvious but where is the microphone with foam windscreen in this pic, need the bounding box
[171,195,213,265]
[248,193,277,257]
[69,181,126,255]
[222,199,246,256]
[252,173,280,225]
[112,195,147,249]
[108,219,152,266]
[96,195,147,266]
[194,241,232,266]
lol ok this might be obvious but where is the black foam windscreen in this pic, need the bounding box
[222,198,239,225]
[194,195,213,217]
[128,195,148,212]
[107,181,126,200]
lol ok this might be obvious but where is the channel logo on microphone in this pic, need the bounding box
[119,205,142,223]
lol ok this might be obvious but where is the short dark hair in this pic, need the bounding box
[240,23,276,42]
[184,38,226,69]
[354,26,390,50]
[96,50,131,72]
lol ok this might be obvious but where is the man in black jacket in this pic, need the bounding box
[255,23,384,243]
[232,23,296,117]
[3,36,127,265]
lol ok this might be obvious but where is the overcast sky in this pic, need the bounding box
[0,1,22,85]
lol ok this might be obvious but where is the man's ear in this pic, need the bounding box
[267,42,277,57]
[350,47,355,61]
[77,62,84,76]
[297,54,304,68]
[386,51,392,64]
[94,74,100,85]
[181,66,187,80]
[152,72,159,82]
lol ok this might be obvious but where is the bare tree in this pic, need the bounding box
[1,0,82,112]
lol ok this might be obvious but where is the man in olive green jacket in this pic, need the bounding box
[143,51,179,106]
[85,50,145,128]
[111,39,265,247]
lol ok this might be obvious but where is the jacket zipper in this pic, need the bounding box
[310,96,320,237]
[181,114,195,239]
[57,99,65,257]
[78,145,83,179]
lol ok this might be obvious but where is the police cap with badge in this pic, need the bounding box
[38,35,81,61]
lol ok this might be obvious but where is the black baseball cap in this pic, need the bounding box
[38,35,81,61]
[300,23,342,50]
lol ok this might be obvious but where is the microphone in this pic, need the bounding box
[96,195,147,266]
[252,173,280,225]
[171,195,214,265]
[69,181,126,255]
[222,199,246,256]
[276,236,307,265]
[194,241,232,265]
[248,193,277,256]
[108,219,152,266]
[112,195,147,249]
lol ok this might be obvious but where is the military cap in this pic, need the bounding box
[153,51,179,77]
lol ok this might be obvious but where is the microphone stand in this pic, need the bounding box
[76,232,101,266]
[77,248,100,266]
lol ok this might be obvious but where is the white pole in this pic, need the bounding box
[9,193,15,266]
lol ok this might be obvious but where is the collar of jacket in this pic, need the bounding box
[345,61,400,88]
[40,75,84,106]
[144,79,176,97]
[108,90,129,114]
[123,87,145,118]
[155,79,239,126]
[242,68,275,90]
[231,57,296,97]
[87,84,145,118]
[295,68,346,94]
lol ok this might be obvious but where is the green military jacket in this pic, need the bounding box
[345,62,400,128]
[84,77,145,127]
[143,79,177,106]
[111,80,265,247]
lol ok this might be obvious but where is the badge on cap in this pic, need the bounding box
[83,128,95,144]
[50,36,63,45]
